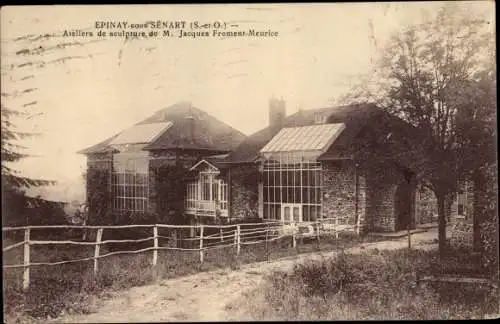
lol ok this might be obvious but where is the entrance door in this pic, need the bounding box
[281,204,302,224]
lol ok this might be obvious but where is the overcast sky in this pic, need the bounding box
[1,2,494,202]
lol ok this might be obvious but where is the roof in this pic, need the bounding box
[226,103,380,163]
[190,153,230,171]
[78,102,246,154]
[109,122,173,145]
[260,123,345,156]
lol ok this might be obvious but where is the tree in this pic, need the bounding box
[340,3,496,255]
[1,29,102,224]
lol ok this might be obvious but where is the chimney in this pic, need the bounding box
[269,97,286,130]
[185,102,196,142]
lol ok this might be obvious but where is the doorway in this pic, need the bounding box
[281,204,302,224]
[394,181,414,231]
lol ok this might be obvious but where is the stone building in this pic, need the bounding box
[80,99,432,233]
[78,102,246,225]
[225,99,422,233]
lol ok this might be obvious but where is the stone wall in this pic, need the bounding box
[321,160,365,228]
[229,164,259,219]
[357,174,367,233]
[415,186,438,225]
[365,165,406,232]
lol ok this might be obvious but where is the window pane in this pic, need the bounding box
[276,204,281,221]
[274,187,280,203]
[136,174,146,184]
[302,188,309,203]
[284,207,290,222]
[212,183,218,200]
[314,172,321,187]
[295,187,301,203]
[303,205,310,222]
[302,171,308,187]
[267,171,274,186]
[294,171,301,186]
[276,172,282,186]
[293,207,300,222]
[136,186,143,198]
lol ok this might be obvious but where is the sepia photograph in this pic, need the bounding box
[1,2,498,322]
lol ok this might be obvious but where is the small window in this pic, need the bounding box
[314,113,327,124]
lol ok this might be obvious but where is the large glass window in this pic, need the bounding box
[185,170,228,216]
[263,152,322,222]
[112,149,149,212]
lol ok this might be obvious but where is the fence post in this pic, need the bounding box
[265,222,270,261]
[292,231,296,248]
[316,221,320,242]
[233,224,237,248]
[408,225,412,249]
[94,228,103,275]
[153,226,158,267]
[236,225,241,256]
[220,228,223,243]
[199,225,204,263]
[23,227,30,291]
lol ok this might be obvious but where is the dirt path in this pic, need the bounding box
[55,228,438,323]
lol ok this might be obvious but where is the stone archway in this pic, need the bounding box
[394,177,416,231]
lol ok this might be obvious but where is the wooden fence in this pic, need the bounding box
[2,218,359,290]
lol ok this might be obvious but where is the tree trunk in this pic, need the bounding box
[436,190,447,256]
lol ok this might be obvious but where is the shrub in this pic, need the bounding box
[237,249,499,320]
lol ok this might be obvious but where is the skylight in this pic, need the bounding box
[260,123,345,155]
[110,122,173,145]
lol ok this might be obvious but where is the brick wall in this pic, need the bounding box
[229,164,259,219]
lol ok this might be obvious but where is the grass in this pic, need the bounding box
[227,248,499,320]
[2,230,382,323]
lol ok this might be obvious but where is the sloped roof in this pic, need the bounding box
[260,123,345,156]
[78,102,246,154]
[109,122,173,145]
[226,103,380,163]
[189,153,229,171]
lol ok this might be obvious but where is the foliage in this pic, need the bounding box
[339,3,496,254]
[2,231,375,322]
[1,28,103,225]
[152,162,188,224]
[85,168,112,225]
[477,163,499,276]
[234,249,499,320]
[2,188,68,228]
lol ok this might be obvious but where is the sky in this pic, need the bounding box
[0,2,494,203]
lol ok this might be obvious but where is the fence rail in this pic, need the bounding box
[2,219,359,290]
